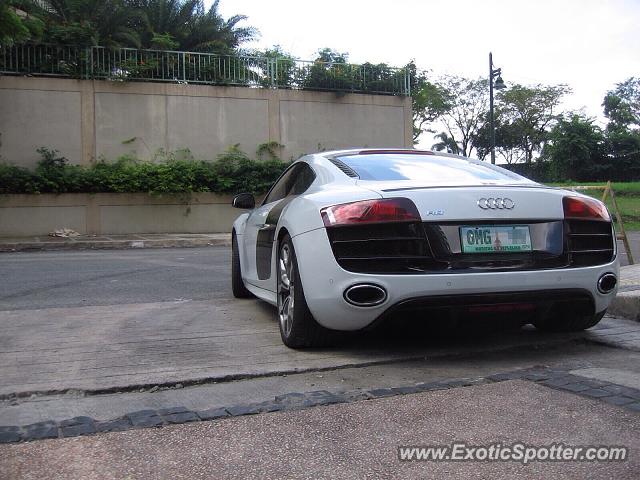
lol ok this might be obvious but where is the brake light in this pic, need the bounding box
[321,198,420,226]
[563,196,610,221]
[356,149,435,155]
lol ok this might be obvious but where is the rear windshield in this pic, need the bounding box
[336,154,527,182]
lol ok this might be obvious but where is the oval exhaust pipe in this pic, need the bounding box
[597,273,617,294]
[344,284,387,307]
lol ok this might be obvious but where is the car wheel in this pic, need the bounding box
[533,311,605,332]
[277,234,334,348]
[231,232,253,298]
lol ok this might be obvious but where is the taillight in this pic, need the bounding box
[321,198,420,227]
[563,196,610,221]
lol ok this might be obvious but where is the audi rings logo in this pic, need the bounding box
[477,197,515,210]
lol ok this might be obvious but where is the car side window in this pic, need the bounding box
[263,163,316,204]
[263,164,300,205]
[289,163,316,195]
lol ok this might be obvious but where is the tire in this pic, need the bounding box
[533,311,606,332]
[277,234,335,348]
[231,232,253,299]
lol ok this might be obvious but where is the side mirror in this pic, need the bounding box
[232,193,255,209]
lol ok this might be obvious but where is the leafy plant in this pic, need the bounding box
[302,49,357,92]
[150,32,178,50]
[102,56,160,81]
[0,0,44,46]
[0,163,40,193]
[254,46,297,88]
[256,141,284,161]
[0,145,289,195]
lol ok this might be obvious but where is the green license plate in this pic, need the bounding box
[460,225,532,253]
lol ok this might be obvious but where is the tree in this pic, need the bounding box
[431,132,459,154]
[42,0,141,47]
[604,129,640,179]
[301,48,356,91]
[409,64,451,143]
[495,83,570,163]
[0,1,44,46]
[189,0,256,52]
[314,48,348,64]
[602,78,640,179]
[437,76,488,157]
[542,114,606,181]
[472,83,570,164]
[254,46,297,88]
[32,0,256,51]
[134,0,198,50]
[473,117,526,164]
[134,0,257,52]
[603,77,640,131]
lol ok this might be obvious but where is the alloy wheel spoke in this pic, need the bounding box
[279,245,290,290]
[278,244,294,337]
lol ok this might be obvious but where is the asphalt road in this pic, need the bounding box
[1,235,636,311]
[0,248,230,311]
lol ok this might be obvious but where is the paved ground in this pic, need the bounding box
[1,248,640,401]
[2,246,640,478]
[2,339,640,427]
[2,381,639,479]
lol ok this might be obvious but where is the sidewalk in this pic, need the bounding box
[0,233,231,252]
[609,263,640,321]
[2,379,639,478]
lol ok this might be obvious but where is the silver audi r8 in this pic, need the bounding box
[231,149,619,348]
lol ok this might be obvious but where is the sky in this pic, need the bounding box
[210,0,640,145]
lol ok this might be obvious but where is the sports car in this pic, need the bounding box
[231,148,619,348]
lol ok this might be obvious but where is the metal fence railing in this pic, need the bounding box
[0,44,411,95]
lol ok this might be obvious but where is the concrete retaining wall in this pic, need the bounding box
[0,193,243,236]
[0,77,412,168]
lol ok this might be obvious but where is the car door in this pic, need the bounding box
[242,163,304,289]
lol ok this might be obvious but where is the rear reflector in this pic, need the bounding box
[321,198,420,227]
[563,196,610,221]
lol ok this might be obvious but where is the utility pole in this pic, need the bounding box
[489,52,506,164]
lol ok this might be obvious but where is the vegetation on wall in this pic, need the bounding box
[0,145,289,195]
[0,0,44,46]
[2,2,410,95]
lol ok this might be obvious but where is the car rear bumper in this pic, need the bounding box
[293,228,619,331]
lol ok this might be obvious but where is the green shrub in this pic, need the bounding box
[0,163,40,194]
[0,146,289,195]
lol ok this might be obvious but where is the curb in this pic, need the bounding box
[2,366,639,444]
[608,291,640,322]
[0,237,231,252]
